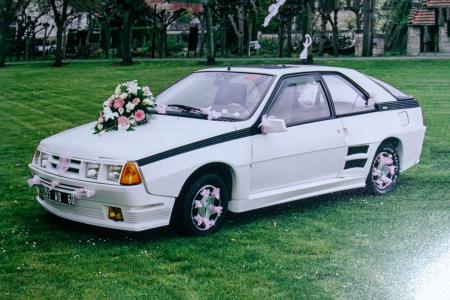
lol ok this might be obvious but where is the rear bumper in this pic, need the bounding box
[29,164,175,231]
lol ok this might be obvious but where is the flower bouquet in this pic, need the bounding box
[94,80,156,134]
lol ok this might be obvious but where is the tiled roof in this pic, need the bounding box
[408,8,436,25]
[426,0,450,7]
[146,0,203,13]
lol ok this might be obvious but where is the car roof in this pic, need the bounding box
[198,64,356,76]
[197,64,400,103]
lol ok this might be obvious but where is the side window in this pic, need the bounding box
[267,75,331,125]
[322,74,373,115]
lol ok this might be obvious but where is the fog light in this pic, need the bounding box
[108,207,124,221]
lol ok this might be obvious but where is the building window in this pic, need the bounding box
[448,21,450,38]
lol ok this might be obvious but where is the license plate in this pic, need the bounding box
[40,186,75,206]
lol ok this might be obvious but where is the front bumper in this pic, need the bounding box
[29,164,175,231]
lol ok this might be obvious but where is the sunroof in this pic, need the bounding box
[229,64,297,69]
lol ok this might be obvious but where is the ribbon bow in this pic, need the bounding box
[27,175,41,187]
[57,157,71,173]
[71,187,95,199]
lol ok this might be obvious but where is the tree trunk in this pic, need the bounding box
[355,11,362,32]
[160,28,167,58]
[121,9,133,65]
[287,17,292,57]
[319,14,326,56]
[247,15,252,57]
[332,11,339,57]
[54,23,64,66]
[220,17,227,57]
[204,3,215,64]
[103,21,110,59]
[362,0,374,56]
[0,8,6,68]
[237,5,244,57]
[278,16,284,58]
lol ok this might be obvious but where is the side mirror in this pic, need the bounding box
[260,118,287,134]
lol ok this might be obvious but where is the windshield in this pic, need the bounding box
[156,71,273,120]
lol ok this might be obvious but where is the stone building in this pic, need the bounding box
[407,0,450,55]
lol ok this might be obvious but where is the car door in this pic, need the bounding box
[250,74,347,194]
[321,73,377,178]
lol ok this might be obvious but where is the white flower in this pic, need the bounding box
[103,106,118,121]
[126,80,139,95]
[129,118,136,126]
[97,117,103,123]
[118,107,124,115]
[120,93,128,100]
[125,102,135,113]
[142,98,155,106]
[96,123,103,130]
[114,84,121,95]
[142,86,152,96]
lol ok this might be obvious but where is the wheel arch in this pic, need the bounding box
[379,136,403,166]
[177,162,234,199]
[170,162,234,225]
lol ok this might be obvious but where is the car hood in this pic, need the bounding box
[39,115,237,161]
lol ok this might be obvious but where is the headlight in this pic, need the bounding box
[40,153,49,168]
[107,165,122,182]
[86,163,100,179]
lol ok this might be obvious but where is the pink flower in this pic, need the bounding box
[383,177,392,185]
[134,109,145,122]
[372,168,381,177]
[114,98,125,109]
[194,200,203,208]
[388,166,396,175]
[193,214,203,226]
[118,116,129,129]
[132,98,140,105]
[211,187,220,200]
[200,189,210,198]
[210,205,223,216]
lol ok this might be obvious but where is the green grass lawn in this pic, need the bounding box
[0,59,449,299]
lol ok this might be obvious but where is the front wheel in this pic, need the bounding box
[176,173,229,236]
[366,143,400,195]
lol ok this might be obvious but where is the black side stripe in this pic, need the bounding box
[344,159,367,169]
[376,99,420,111]
[137,127,258,166]
[347,145,369,156]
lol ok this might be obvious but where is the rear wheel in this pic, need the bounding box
[366,143,400,195]
[176,173,229,236]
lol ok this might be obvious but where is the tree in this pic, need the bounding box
[362,0,374,56]
[0,0,28,67]
[317,0,341,57]
[48,0,74,66]
[203,0,214,64]
[145,3,187,58]
[344,0,362,32]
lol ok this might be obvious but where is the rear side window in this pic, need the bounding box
[322,74,373,115]
[368,76,411,99]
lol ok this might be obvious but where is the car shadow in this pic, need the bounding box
[42,187,370,243]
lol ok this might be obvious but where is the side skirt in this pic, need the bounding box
[228,176,366,213]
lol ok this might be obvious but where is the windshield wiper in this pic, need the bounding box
[166,104,204,114]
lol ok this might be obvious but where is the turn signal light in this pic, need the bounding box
[119,162,142,185]
[108,207,124,221]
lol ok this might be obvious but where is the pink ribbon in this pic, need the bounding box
[27,175,41,187]
[71,187,95,199]
[155,104,167,114]
[49,180,60,190]
[367,94,376,106]
[200,107,222,120]
[56,157,71,173]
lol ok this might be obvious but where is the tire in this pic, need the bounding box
[175,173,229,236]
[366,143,400,195]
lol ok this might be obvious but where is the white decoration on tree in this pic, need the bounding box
[299,34,312,61]
[263,0,287,27]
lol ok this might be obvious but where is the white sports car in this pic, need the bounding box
[28,65,426,235]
